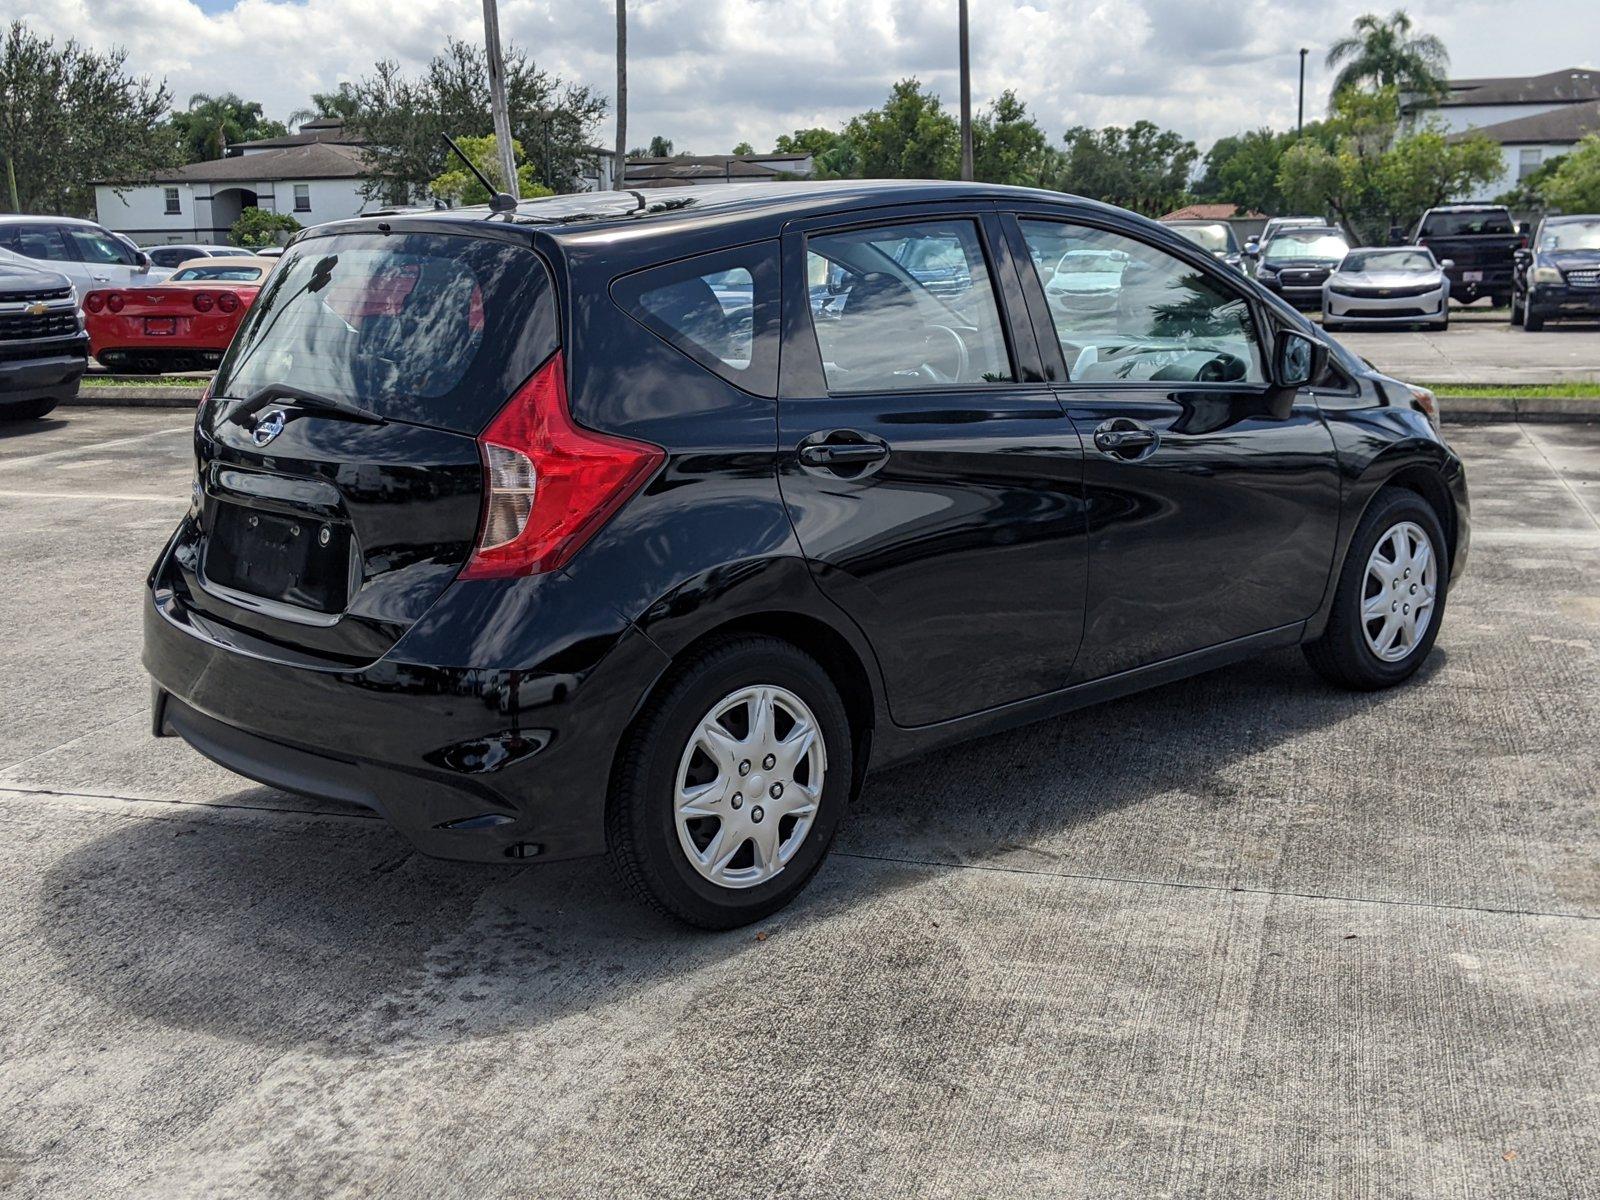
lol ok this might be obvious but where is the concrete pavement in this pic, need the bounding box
[0,408,1596,1198]
[1333,308,1600,385]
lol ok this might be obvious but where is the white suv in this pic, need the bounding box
[0,215,172,299]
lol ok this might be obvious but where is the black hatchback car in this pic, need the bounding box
[146,181,1469,927]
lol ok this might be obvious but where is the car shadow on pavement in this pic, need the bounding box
[35,645,1438,1051]
[0,415,69,440]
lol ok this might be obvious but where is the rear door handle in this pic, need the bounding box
[798,443,888,466]
[796,431,890,476]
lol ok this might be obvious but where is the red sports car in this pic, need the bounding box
[83,256,274,373]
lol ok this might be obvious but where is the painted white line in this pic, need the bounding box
[0,489,182,503]
[0,425,189,469]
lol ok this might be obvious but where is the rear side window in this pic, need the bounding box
[213,231,558,434]
[1420,210,1513,237]
[613,243,779,397]
[0,223,73,262]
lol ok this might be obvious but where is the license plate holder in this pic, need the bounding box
[204,502,349,614]
[144,316,177,336]
[1463,270,1483,283]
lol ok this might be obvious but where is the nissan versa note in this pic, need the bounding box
[145,181,1470,928]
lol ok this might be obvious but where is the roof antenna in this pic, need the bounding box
[441,133,518,214]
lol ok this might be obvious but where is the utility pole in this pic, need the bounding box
[1297,47,1308,137]
[481,0,520,199]
[958,0,973,180]
[615,0,628,190]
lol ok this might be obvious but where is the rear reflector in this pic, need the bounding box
[460,352,663,580]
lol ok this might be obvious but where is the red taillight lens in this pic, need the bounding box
[84,292,106,313]
[459,352,664,580]
[192,292,215,313]
[217,291,240,313]
[106,293,125,313]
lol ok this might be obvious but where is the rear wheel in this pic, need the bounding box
[1510,292,1525,326]
[1304,489,1448,690]
[607,637,853,929]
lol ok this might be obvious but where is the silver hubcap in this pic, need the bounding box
[674,685,826,889]
[1362,520,1437,662]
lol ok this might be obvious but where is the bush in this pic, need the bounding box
[231,208,301,248]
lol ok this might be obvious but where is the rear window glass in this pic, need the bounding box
[1420,210,1513,237]
[213,231,558,433]
[613,243,779,397]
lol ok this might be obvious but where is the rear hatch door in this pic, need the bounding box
[165,226,559,664]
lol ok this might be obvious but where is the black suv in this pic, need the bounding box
[1512,213,1600,330]
[145,181,1470,927]
[0,262,88,420]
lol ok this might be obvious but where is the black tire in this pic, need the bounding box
[1524,308,1545,332]
[1510,293,1524,326]
[607,636,854,929]
[1303,488,1450,691]
[1322,319,1342,333]
[1,398,59,421]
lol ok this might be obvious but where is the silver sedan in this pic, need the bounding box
[1321,247,1451,332]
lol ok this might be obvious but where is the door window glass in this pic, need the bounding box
[65,226,137,266]
[1019,219,1266,385]
[613,243,778,396]
[806,219,1012,392]
[0,223,74,262]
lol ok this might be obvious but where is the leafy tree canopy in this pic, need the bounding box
[1326,9,1449,106]
[972,90,1052,187]
[172,92,286,163]
[843,79,960,180]
[0,21,176,215]
[230,208,300,248]
[1541,135,1600,214]
[1052,120,1198,216]
[430,134,551,205]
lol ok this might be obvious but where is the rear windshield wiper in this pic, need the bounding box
[225,383,383,427]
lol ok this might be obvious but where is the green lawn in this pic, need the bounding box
[1424,382,1600,400]
[81,375,207,390]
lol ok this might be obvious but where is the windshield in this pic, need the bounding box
[1541,220,1600,251]
[172,264,265,282]
[1341,250,1435,273]
[1420,210,1513,237]
[1172,225,1232,254]
[213,231,558,435]
[1264,232,1349,263]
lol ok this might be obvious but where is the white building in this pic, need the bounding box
[1405,68,1600,201]
[94,120,379,245]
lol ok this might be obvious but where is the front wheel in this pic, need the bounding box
[607,637,853,928]
[1303,489,1449,690]
[1524,308,1545,332]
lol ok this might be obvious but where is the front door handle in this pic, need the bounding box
[1093,419,1158,459]
[799,443,888,466]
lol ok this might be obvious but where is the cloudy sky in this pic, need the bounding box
[13,0,1600,153]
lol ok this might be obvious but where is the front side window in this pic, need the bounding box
[164,187,181,215]
[613,242,778,396]
[805,219,1012,392]
[65,226,137,266]
[1019,219,1266,385]
[0,223,74,262]
[293,184,311,213]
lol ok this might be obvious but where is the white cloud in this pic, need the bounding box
[13,0,1599,153]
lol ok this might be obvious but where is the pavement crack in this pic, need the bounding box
[832,849,1599,923]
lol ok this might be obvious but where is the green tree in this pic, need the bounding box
[731,141,753,156]
[171,93,286,162]
[643,135,676,157]
[1539,136,1600,212]
[430,134,551,205]
[230,208,300,248]
[1193,126,1337,214]
[1326,9,1449,105]
[972,90,1052,187]
[843,79,959,179]
[775,127,859,178]
[1277,88,1501,242]
[0,22,176,215]
[1052,120,1198,215]
[287,84,361,128]
[344,39,607,202]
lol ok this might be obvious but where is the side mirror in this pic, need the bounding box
[1274,329,1322,389]
[1440,258,1455,269]
[1244,241,1260,257]
[1512,249,1530,265]
[135,250,153,272]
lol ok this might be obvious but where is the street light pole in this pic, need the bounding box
[958,0,973,180]
[481,0,520,200]
[1297,47,1308,137]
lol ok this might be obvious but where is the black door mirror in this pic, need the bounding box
[1275,330,1321,388]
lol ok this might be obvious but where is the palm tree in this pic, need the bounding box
[1325,10,1449,103]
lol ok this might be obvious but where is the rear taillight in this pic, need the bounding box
[216,292,240,313]
[192,292,215,313]
[83,292,106,313]
[106,293,125,313]
[459,352,663,580]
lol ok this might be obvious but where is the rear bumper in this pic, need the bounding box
[0,339,89,405]
[1444,267,1512,297]
[144,565,672,863]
